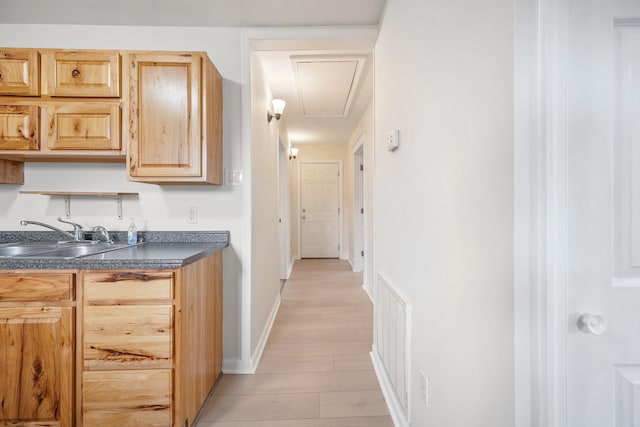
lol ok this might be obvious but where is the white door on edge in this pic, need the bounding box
[300,162,340,258]
[566,1,640,425]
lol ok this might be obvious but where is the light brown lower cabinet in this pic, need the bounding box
[0,272,75,427]
[79,252,222,427]
[0,251,222,427]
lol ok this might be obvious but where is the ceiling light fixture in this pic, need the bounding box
[267,99,286,123]
[289,147,299,160]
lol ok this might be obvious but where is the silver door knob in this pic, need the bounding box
[577,313,607,335]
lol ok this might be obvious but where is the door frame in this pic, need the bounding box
[515,0,569,425]
[297,160,344,259]
[352,137,365,272]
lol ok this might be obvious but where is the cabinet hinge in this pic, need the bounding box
[338,208,340,214]
[360,164,363,171]
[360,208,364,214]
[361,250,364,257]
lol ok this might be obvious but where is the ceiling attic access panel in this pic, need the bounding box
[291,55,366,117]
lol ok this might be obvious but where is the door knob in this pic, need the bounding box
[577,313,607,335]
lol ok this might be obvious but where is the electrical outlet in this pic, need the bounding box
[187,206,198,224]
[420,370,429,407]
[386,128,400,151]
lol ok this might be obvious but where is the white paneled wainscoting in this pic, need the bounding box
[371,272,411,427]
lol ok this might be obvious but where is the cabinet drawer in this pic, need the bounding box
[83,369,172,427]
[84,272,173,303]
[47,50,120,97]
[0,104,39,150]
[0,48,39,96]
[84,305,172,370]
[0,273,73,302]
[44,103,120,150]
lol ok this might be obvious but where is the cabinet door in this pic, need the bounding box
[0,104,39,150]
[44,103,120,150]
[0,48,39,96]
[83,369,172,427]
[128,52,202,180]
[0,306,74,427]
[47,50,120,97]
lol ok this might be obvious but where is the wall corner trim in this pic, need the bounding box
[250,295,282,372]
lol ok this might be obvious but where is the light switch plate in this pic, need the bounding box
[225,169,243,186]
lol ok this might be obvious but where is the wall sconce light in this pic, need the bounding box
[267,99,286,123]
[289,147,299,160]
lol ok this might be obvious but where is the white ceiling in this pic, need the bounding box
[0,0,386,27]
[0,0,383,146]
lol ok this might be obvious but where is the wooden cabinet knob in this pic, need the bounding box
[71,69,80,77]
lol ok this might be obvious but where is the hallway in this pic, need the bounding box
[196,259,393,426]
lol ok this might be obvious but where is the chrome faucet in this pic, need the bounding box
[92,226,113,244]
[20,217,85,241]
[57,217,85,240]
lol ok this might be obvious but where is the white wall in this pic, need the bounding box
[0,24,245,364]
[248,53,282,367]
[374,0,514,425]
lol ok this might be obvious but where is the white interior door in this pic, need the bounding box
[566,1,640,425]
[300,162,340,258]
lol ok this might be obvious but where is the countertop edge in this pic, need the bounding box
[0,231,229,270]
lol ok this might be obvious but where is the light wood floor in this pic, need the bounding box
[195,259,393,427]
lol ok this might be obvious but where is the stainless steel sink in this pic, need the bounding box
[0,241,140,259]
[0,243,60,257]
[37,243,132,258]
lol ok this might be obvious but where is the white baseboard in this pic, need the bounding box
[287,258,295,278]
[222,295,281,375]
[371,347,409,427]
[221,357,254,374]
[249,295,281,372]
[362,280,373,302]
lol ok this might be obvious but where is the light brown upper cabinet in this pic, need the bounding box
[0,48,39,96]
[0,48,222,184]
[47,50,120,98]
[127,51,222,184]
[0,104,39,150]
[43,103,120,151]
[0,49,124,160]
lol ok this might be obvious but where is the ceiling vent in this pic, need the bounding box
[291,55,366,117]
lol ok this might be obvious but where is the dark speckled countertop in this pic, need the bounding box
[0,231,229,270]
